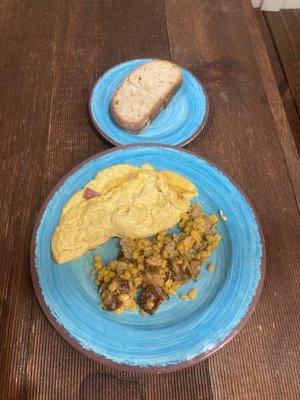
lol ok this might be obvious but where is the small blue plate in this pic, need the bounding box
[89,59,209,147]
[31,145,265,372]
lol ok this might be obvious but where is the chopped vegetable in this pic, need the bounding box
[83,187,100,200]
[95,204,221,314]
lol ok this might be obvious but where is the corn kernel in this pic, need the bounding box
[108,281,117,292]
[157,233,165,241]
[152,244,159,252]
[134,277,142,286]
[184,226,193,234]
[140,309,147,316]
[208,263,215,273]
[110,260,118,267]
[118,293,130,302]
[103,275,111,283]
[94,260,102,269]
[161,260,167,268]
[162,250,168,258]
[132,250,139,260]
[110,263,117,271]
[94,255,101,262]
[177,243,184,252]
[165,279,173,288]
[183,236,194,250]
[191,230,200,241]
[121,271,131,280]
[145,272,153,281]
[146,300,154,309]
[180,294,189,300]
[109,271,116,279]
[188,288,197,300]
[137,264,145,271]
[128,300,137,311]
[168,288,176,296]
[172,281,182,290]
[115,306,125,314]
[181,212,188,221]
[98,270,105,278]
[210,214,219,224]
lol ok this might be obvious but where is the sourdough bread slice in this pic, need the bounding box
[110,79,164,132]
[110,60,182,132]
[128,60,182,102]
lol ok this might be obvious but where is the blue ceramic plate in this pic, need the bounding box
[89,59,209,147]
[31,145,265,372]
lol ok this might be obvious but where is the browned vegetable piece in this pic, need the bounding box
[100,278,130,311]
[83,187,100,199]
[138,285,167,314]
[120,238,135,259]
[101,292,122,311]
[114,278,130,294]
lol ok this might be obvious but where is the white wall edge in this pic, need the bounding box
[252,0,300,10]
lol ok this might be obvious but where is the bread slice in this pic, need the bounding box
[110,60,183,132]
[111,79,164,132]
[128,60,183,102]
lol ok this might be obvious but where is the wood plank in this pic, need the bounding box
[265,10,300,115]
[248,7,300,210]
[164,0,300,399]
[0,1,69,399]
[256,11,288,96]
[256,10,300,156]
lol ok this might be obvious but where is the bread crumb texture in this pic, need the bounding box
[111,60,183,131]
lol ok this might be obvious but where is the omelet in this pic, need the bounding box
[51,163,197,264]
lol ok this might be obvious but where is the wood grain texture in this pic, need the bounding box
[263,10,300,156]
[256,10,300,155]
[265,11,300,114]
[165,0,300,399]
[0,0,299,399]
[243,3,300,211]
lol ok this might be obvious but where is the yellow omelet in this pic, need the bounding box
[51,163,197,264]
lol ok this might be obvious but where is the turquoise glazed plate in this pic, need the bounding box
[31,145,265,372]
[89,59,209,147]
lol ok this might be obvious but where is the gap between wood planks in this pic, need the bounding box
[245,4,300,211]
[262,10,300,154]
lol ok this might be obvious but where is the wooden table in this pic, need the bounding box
[1,1,299,399]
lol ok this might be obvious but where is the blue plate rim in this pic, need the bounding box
[30,144,266,373]
[88,59,210,148]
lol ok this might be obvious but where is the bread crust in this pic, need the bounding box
[110,60,183,132]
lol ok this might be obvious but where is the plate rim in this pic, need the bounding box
[30,144,266,373]
[88,58,210,147]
